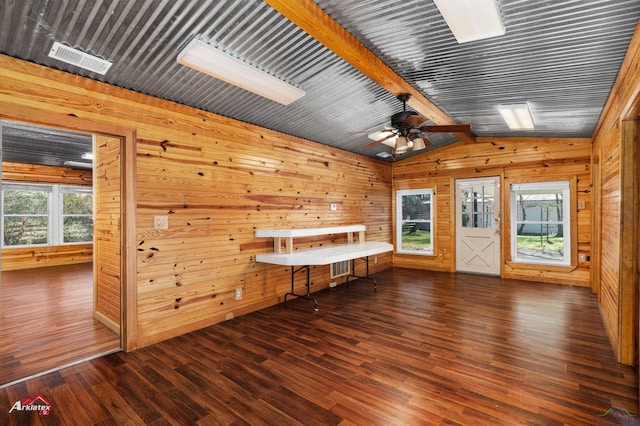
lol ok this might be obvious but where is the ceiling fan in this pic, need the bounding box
[363,93,472,156]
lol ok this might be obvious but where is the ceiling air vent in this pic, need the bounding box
[48,42,113,75]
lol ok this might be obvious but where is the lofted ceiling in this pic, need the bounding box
[0,0,639,167]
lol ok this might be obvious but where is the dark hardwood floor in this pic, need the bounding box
[0,263,121,387]
[1,268,637,425]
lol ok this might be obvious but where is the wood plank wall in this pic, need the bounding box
[1,161,93,271]
[93,135,122,333]
[392,137,592,287]
[0,54,392,349]
[591,21,640,365]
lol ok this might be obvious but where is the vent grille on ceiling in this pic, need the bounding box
[330,260,350,278]
[48,42,113,75]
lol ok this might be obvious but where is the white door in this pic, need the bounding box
[456,177,501,275]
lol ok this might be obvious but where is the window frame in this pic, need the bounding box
[395,188,434,255]
[509,181,571,266]
[2,182,93,248]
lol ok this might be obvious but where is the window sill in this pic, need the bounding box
[505,261,577,273]
[394,251,435,257]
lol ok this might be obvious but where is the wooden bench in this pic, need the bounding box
[255,225,393,310]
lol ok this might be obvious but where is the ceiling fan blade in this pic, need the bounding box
[364,132,396,149]
[368,130,394,141]
[403,114,427,128]
[348,125,393,135]
[419,124,472,133]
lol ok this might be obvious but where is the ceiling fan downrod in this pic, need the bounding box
[391,93,419,132]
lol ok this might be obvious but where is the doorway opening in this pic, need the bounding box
[0,120,121,387]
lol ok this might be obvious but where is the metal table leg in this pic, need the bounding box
[345,256,377,290]
[284,265,319,311]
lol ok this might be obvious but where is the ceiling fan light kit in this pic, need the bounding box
[395,136,410,154]
[410,137,427,151]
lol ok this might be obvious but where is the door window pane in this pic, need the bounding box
[461,185,495,229]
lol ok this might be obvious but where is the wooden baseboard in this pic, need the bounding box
[94,311,121,336]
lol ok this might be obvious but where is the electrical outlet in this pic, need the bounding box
[579,253,586,262]
[153,215,168,229]
[330,203,337,211]
[235,288,242,300]
[329,282,337,288]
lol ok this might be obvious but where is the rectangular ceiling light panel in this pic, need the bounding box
[177,39,305,106]
[48,42,113,75]
[432,0,505,43]
[498,104,535,130]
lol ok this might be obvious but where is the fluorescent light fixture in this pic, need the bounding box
[177,38,305,105]
[498,104,535,130]
[81,152,94,161]
[432,0,505,43]
[64,161,93,169]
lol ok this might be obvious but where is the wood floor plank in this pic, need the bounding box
[0,264,120,386]
[1,268,637,425]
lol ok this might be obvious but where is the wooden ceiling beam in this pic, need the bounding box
[263,0,475,143]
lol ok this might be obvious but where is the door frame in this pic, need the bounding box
[455,176,501,275]
[0,110,137,351]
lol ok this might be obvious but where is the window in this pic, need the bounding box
[2,184,50,246]
[396,188,433,254]
[510,181,570,265]
[2,183,93,247]
[61,186,94,243]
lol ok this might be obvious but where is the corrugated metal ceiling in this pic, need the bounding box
[0,0,638,166]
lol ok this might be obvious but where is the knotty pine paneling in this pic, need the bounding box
[393,137,592,286]
[1,161,92,186]
[0,244,92,271]
[0,54,392,349]
[135,136,392,345]
[1,161,93,270]
[93,135,121,333]
[590,21,640,365]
